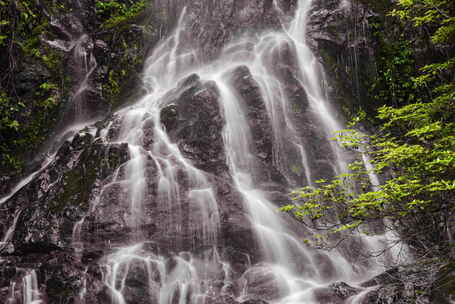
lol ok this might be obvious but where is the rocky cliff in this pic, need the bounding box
[0,0,452,303]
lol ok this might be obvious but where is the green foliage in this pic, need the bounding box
[368,20,422,106]
[0,0,152,172]
[0,0,64,172]
[286,116,454,255]
[286,0,455,258]
[390,0,455,45]
[94,0,152,107]
[105,70,121,97]
[96,0,147,29]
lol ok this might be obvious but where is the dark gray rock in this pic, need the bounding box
[313,281,361,304]
[330,281,361,298]
[240,265,289,301]
[152,0,297,61]
[228,65,286,187]
[14,64,51,96]
[267,39,341,183]
[361,268,400,288]
[430,262,455,304]
[241,299,269,304]
[163,75,227,175]
[0,251,105,304]
[359,262,438,304]
[307,0,377,113]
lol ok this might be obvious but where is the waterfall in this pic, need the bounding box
[92,0,391,302]
[45,18,98,124]
[287,0,349,176]
[0,0,402,303]
[0,210,21,253]
[22,270,42,304]
[5,270,44,304]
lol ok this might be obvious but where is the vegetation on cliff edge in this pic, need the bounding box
[285,0,455,260]
[0,0,152,175]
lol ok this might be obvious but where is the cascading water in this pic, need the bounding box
[0,0,405,303]
[0,210,21,253]
[5,270,43,304]
[0,15,99,208]
[21,270,42,304]
[46,17,98,123]
[0,14,104,303]
[88,0,391,303]
[287,0,349,176]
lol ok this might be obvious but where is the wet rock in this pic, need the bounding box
[361,268,400,287]
[161,104,179,132]
[308,0,378,112]
[0,128,131,257]
[50,14,86,39]
[266,41,332,184]
[272,42,310,112]
[230,66,272,160]
[240,265,290,301]
[229,65,287,187]
[0,1,421,303]
[0,265,16,288]
[330,281,361,298]
[241,299,269,304]
[15,64,51,96]
[313,282,361,303]
[152,0,296,61]
[0,176,14,197]
[359,262,438,304]
[42,252,85,301]
[163,75,227,175]
[15,242,63,255]
[82,249,104,264]
[312,252,340,281]
[431,262,455,304]
[0,251,105,304]
[206,295,241,304]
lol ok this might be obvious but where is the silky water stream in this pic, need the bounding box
[92,1,393,303]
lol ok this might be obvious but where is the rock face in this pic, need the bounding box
[0,0,167,179]
[1,2,287,301]
[162,75,227,175]
[313,282,361,304]
[0,70,266,302]
[152,0,298,61]
[1,0,450,304]
[431,262,455,304]
[307,0,377,115]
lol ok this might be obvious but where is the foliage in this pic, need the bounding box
[0,0,63,172]
[285,0,455,258]
[0,0,151,172]
[95,0,151,108]
[366,13,422,108]
[96,0,147,29]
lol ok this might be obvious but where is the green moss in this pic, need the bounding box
[105,70,121,97]
[0,0,155,173]
[53,158,96,213]
[96,0,147,29]
[0,0,67,173]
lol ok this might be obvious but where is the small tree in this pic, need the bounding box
[283,0,455,259]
